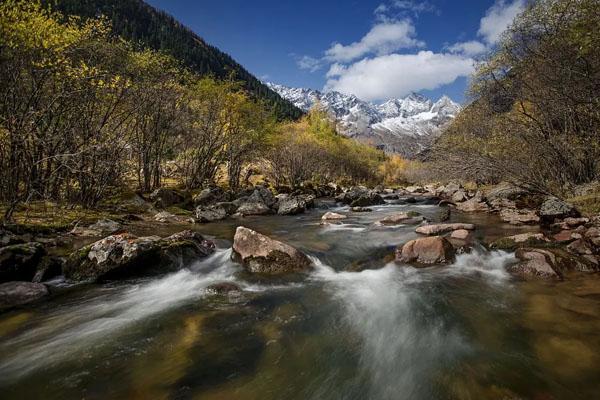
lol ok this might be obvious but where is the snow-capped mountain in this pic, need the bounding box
[266,82,461,158]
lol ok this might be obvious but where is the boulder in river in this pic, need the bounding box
[455,196,490,212]
[397,236,456,265]
[336,186,384,207]
[0,242,45,283]
[450,229,470,240]
[508,249,561,279]
[232,227,312,274]
[65,230,215,282]
[193,186,231,207]
[277,196,306,215]
[195,203,233,223]
[415,223,475,235]
[539,197,580,223]
[0,281,49,310]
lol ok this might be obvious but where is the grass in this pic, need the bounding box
[568,193,600,216]
[0,201,125,233]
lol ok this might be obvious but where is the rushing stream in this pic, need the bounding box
[1,201,599,399]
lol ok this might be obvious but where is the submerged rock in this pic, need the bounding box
[0,281,49,310]
[65,230,214,282]
[321,212,347,221]
[379,211,421,225]
[0,242,45,283]
[232,227,311,274]
[499,208,540,225]
[206,282,242,295]
[351,207,373,212]
[415,223,475,235]
[397,236,455,265]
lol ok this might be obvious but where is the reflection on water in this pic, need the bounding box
[0,202,599,399]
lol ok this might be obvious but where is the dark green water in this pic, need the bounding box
[1,201,599,399]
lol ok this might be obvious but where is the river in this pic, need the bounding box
[1,200,599,399]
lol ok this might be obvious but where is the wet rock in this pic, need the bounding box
[322,212,347,221]
[499,208,540,225]
[490,232,548,250]
[195,204,228,222]
[32,256,64,283]
[405,186,425,194]
[379,211,421,225]
[206,282,242,295]
[553,230,575,242]
[0,229,24,246]
[149,188,185,209]
[567,239,593,256]
[451,229,470,240]
[70,219,122,237]
[336,186,384,207]
[154,211,182,223]
[0,242,45,283]
[0,281,49,310]
[277,196,306,215]
[455,193,490,212]
[296,194,316,209]
[436,207,451,222]
[397,236,455,265]
[236,187,275,216]
[65,230,215,282]
[562,217,589,227]
[415,223,475,235]
[451,190,467,203]
[232,227,311,274]
[193,186,231,207]
[509,249,561,279]
[350,207,373,212]
[539,197,580,223]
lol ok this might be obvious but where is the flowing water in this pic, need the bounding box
[1,201,600,399]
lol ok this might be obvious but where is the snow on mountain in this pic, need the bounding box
[266,82,461,158]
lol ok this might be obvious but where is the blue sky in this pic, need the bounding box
[146,0,525,103]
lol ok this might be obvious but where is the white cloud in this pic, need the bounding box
[478,0,525,45]
[325,20,424,63]
[296,55,323,72]
[447,0,525,57]
[324,51,475,101]
[446,40,488,57]
[391,1,437,15]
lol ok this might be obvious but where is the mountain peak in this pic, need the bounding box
[267,82,461,157]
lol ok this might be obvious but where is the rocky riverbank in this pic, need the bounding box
[1,181,599,311]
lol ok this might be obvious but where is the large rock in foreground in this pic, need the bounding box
[65,230,215,282]
[0,281,49,310]
[232,227,312,274]
[396,236,456,265]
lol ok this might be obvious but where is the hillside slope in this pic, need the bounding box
[47,0,303,120]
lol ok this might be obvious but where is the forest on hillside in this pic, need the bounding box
[43,0,303,121]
